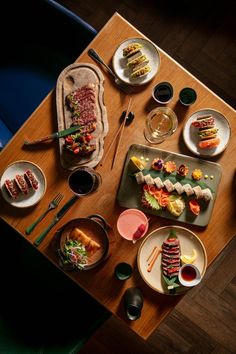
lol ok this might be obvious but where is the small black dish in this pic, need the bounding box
[124,287,143,321]
[115,262,133,280]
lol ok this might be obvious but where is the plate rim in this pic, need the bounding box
[0,160,47,208]
[112,37,161,86]
[183,108,231,157]
[137,225,207,295]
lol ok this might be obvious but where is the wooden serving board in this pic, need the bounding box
[56,62,108,170]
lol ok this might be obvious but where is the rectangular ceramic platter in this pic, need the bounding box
[117,144,222,227]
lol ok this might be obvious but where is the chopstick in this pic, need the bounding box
[100,120,124,167]
[111,98,132,169]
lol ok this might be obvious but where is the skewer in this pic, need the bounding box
[111,98,132,170]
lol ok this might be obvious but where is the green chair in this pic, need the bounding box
[0,219,110,353]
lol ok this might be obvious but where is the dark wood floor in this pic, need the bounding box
[60,0,236,109]
[59,1,236,352]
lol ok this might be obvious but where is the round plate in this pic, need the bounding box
[112,37,160,86]
[183,108,231,157]
[137,226,207,295]
[0,160,46,208]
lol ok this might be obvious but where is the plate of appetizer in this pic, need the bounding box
[137,226,207,295]
[56,215,109,270]
[56,62,108,170]
[0,160,46,208]
[183,108,231,157]
[117,144,222,227]
[112,37,160,86]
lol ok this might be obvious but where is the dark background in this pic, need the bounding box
[59,0,236,109]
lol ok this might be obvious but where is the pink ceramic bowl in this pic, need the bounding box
[117,209,149,242]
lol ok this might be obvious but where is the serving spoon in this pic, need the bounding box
[88,48,133,94]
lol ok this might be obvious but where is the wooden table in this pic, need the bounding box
[1,13,236,340]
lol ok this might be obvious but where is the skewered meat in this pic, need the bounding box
[162,235,181,278]
[4,179,19,199]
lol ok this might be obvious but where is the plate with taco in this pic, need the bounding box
[112,37,160,86]
[183,108,231,157]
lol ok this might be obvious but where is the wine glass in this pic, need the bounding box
[68,166,102,197]
[144,107,178,144]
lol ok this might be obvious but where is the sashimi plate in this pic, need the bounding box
[183,108,231,157]
[117,144,222,227]
[112,37,160,86]
[137,225,207,295]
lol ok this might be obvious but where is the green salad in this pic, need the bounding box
[63,239,88,270]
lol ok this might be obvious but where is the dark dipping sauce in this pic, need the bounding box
[179,88,197,105]
[68,170,94,195]
[154,84,173,103]
[181,265,197,281]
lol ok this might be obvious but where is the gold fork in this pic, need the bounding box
[25,193,63,235]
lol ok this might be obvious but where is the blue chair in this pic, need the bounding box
[0,0,97,149]
[0,219,110,353]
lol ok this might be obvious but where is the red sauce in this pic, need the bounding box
[181,265,197,281]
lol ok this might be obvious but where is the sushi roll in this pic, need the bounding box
[193,185,204,199]
[4,179,19,199]
[127,51,142,63]
[127,54,149,68]
[154,177,164,189]
[191,115,215,129]
[174,182,184,195]
[123,43,143,57]
[163,179,175,193]
[15,174,29,195]
[131,64,151,78]
[202,188,213,202]
[24,169,39,190]
[183,183,194,197]
[135,171,145,184]
[144,174,154,185]
[199,138,220,149]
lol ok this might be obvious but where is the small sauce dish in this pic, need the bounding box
[152,81,173,104]
[178,263,202,287]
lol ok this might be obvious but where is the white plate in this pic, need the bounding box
[112,37,160,86]
[183,108,231,157]
[137,226,207,295]
[0,160,46,208]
